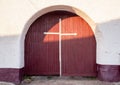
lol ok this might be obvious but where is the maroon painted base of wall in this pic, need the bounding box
[97,64,120,82]
[0,65,120,84]
[0,68,24,84]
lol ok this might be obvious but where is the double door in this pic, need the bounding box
[25,11,96,76]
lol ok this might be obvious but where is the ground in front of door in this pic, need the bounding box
[18,76,119,85]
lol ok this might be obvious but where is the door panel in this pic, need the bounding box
[25,11,96,76]
[61,17,96,76]
[25,12,60,75]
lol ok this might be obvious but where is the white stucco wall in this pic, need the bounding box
[0,0,120,68]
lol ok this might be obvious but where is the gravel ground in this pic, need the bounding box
[0,82,15,85]
[19,76,120,85]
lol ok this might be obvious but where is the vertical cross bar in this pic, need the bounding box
[59,18,62,76]
[43,18,77,77]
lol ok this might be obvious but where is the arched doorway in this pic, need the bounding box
[24,11,97,76]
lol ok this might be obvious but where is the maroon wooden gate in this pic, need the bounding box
[25,11,96,76]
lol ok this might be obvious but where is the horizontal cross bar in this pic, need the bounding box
[44,32,77,36]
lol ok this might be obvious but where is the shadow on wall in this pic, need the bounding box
[0,35,19,62]
[0,35,24,68]
[95,19,120,63]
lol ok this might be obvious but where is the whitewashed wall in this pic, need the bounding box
[0,0,120,68]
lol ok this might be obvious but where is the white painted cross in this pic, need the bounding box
[44,18,77,76]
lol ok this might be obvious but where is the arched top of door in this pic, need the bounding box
[22,5,96,42]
